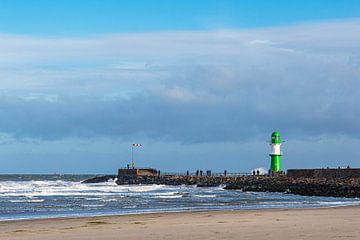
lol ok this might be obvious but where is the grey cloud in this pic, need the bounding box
[0,20,360,142]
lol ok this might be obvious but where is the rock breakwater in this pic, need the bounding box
[83,175,360,198]
[224,176,360,198]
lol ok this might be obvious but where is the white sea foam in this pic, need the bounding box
[9,199,44,203]
[192,194,217,198]
[151,195,183,199]
[316,201,360,206]
[84,197,103,201]
[0,181,168,198]
[100,198,119,202]
[126,184,166,192]
[81,204,105,207]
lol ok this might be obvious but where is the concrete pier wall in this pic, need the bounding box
[287,168,360,179]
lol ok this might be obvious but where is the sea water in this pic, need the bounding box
[0,174,359,221]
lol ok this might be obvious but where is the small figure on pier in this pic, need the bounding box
[224,170,227,176]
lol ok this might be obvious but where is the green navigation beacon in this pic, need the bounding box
[269,131,282,172]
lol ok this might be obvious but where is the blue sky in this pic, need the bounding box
[0,1,360,173]
[0,0,360,35]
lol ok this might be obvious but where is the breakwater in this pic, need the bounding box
[224,176,360,198]
[83,175,360,198]
[287,168,360,179]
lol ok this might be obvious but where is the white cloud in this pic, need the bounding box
[0,19,359,142]
[2,19,360,171]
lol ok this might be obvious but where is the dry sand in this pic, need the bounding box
[0,206,359,240]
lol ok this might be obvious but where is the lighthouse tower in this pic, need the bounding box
[269,131,282,172]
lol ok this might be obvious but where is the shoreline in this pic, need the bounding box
[0,202,360,224]
[1,205,359,240]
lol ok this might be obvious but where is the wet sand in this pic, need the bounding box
[0,206,359,240]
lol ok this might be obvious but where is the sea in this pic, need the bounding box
[0,174,359,221]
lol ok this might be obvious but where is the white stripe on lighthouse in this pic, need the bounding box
[270,144,281,155]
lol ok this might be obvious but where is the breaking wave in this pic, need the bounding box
[0,175,359,221]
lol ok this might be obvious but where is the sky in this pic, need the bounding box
[0,0,360,173]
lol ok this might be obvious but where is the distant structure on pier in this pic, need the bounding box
[118,168,158,177]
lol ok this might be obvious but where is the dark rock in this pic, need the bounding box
[224,176,360,198]
[82,175,116,183]
[83,174,360,198]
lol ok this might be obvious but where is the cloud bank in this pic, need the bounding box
[1,20,360,143]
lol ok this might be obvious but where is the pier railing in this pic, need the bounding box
[159,172,251,177]
[118,167,252,177]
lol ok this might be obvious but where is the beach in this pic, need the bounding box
[0,206,359,240]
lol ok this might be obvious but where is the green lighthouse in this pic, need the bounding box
[269,132,282,172]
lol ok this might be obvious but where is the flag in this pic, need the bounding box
[132,143,141,146]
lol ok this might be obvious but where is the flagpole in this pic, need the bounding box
[131,143,141,169]
[131,145,134,169]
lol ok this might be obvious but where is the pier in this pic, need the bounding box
[82,167,360,198]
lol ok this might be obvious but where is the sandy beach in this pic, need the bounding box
[0,206,359,240]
